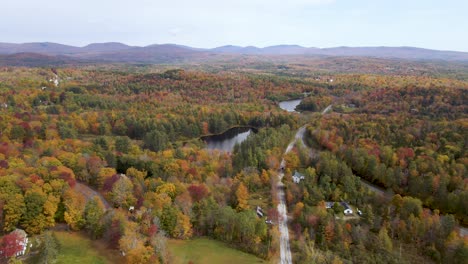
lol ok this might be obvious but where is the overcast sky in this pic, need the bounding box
[2,0,467,51]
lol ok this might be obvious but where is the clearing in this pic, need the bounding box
[168,238,268,264]
[54,231,122,264]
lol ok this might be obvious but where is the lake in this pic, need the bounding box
[202,127,254,152]
[279,99,302,112]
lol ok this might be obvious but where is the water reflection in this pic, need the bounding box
[202,127,253,152]
[279,99,302,112]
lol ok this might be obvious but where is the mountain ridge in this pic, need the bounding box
[1,42,467,64]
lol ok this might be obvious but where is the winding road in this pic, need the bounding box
[74,182,110,210]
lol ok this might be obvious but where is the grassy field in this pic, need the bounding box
[53,231,122,264]
[168,238,269,264]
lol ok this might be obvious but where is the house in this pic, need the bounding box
[14,229,28,256]
[325,201,354,215]
[256,206,264,218]
[340,202,353,215]
[292,171,305,183]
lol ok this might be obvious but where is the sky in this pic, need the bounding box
[2,0,467,51]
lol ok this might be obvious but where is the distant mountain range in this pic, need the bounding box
[1,42,467,66]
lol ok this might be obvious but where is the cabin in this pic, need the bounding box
[292,171,305,183]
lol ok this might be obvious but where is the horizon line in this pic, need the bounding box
[1,41,468,53]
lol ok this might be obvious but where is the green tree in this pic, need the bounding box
[39,232,59,264]
[160,205,179,237]
[9,125,25,141]
[144,130,169,152]
[115,136,131,153]
[378,227,393,252]
[401,196,423,220]
[22,191,47,234]
[84,197,105,239]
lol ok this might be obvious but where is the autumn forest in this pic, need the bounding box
[0,57,467,264]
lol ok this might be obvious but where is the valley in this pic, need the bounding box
[0,57,466,264]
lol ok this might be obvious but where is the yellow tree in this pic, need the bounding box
[119,222,153,264]
[143,192,171,212]
[97,167,116,189]
[260,169,270,185]
[156,183,177,199]
[63,189,85,230]
[3,193,25,232]
[174,212,192,239]
[126,167,147,181]
[236,183,249,211]
[43,194,60,228]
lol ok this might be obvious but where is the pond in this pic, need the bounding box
[279,99,302,112]
[201,127,254,152]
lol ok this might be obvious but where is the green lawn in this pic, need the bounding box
[168,238,268,264]
[53,231,119,264]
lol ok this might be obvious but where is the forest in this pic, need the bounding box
[0,60,466,264]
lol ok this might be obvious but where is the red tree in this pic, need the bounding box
[0,232,23,259]
[187,184,209,203]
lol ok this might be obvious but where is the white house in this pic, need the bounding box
[14,229,28,256]
[292,171,305,183]
[340,202,353,215]
[256,206,264,218]
[324,201,354,215]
